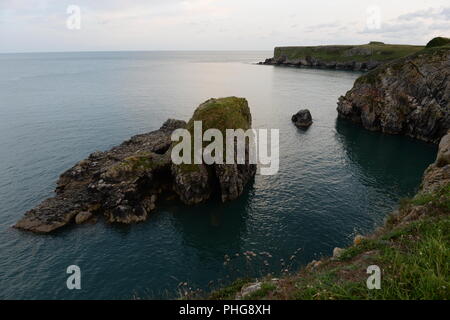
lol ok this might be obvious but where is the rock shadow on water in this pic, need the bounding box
[160,181,255,255]
[334,117,438,193]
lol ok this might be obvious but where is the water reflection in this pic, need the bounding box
[163,183,255,256]
[335,118,437,194]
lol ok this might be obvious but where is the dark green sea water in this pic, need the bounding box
[0,51,437,299]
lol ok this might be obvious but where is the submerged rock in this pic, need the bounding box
[292,109,313,129]
[14,98,256,234]
[337,46,450,144]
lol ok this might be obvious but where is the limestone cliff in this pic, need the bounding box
[337,46,450,144]
[259,42,424,71]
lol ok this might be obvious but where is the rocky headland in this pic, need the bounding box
[14,97,256,233]
[259,42,424,71]
[337,46,450,143]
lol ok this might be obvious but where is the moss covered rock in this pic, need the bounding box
[172,97,256,204]
[14,97,257,233]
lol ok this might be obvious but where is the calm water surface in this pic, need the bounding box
[0,51,437,299]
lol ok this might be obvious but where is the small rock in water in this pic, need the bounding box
[292,109,313,129]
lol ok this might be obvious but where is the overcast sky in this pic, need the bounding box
[0,0,449,53]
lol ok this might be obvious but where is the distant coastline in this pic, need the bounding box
[258,42,424,71]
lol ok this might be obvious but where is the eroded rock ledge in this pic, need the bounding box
[14,97,256,233]
[337,46,450,144]
[259,55,382,71]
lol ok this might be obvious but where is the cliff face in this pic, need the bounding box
[14,98,256,233]
[337,47,450,144]
[259,43,424,71]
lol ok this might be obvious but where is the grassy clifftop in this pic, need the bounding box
[209,183,450,300]
[274,42,424,63]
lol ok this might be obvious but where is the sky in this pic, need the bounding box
[0,0,449,53]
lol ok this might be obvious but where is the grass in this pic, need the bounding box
[274,42,424,63]
[208,183,450,300]
[411,184,450,211]
[104,152,166,179]
[245,282,278,300]
[174,97,252,174]
[208,278,252,300]
[187,97,251,134]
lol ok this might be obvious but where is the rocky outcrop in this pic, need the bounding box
[259,43,424,71]
[259,56,381,71]
[337,47,450,144]
[14,98,256,234]
[292,109,313,129]
[171,97,256,204]
[14,119,184,233]
[421,130,450,193]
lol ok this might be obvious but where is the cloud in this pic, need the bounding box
[304,22,341,32]
[398,7,450,21]
[1,1,449,52]
[360,6,450,41]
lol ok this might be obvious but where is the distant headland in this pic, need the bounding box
[259,41,426,71]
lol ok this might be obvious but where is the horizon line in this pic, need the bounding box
[0,49,275,55]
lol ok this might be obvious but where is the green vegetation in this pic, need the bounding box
[274,42,424,63]
[105,152,164,179]
[122,153,161,171]
[175,97,251,174]
[209,278,252,300]
[187,97,251,134]
[208,183,450,300]
[426,37,450,48]
[245,282,278,300]
[410,184,450,211]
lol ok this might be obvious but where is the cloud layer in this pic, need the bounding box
[0,0,449,52]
